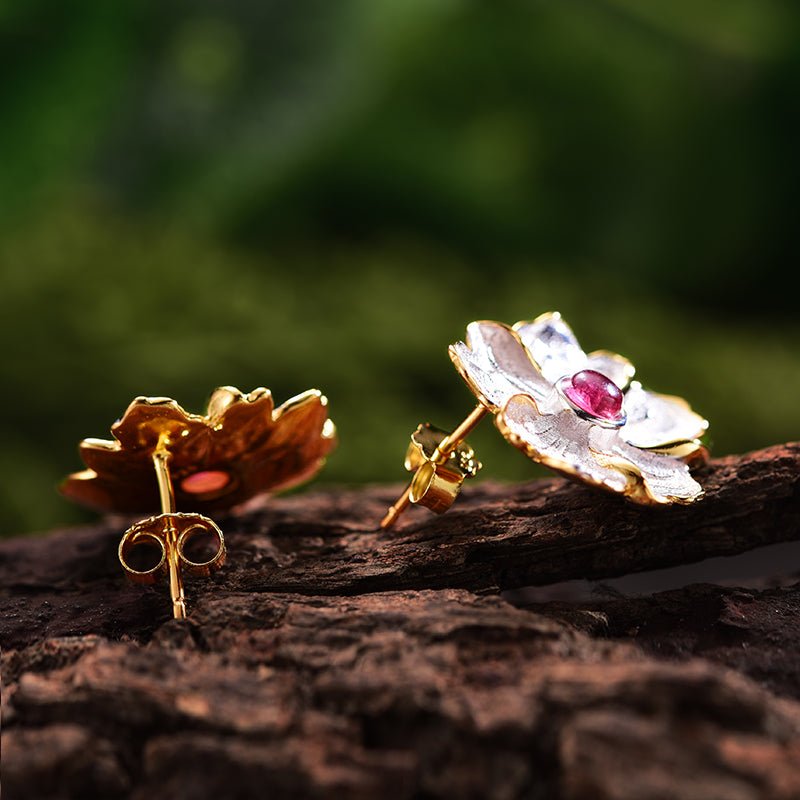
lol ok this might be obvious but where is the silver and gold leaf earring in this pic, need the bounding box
[382,312,708,528]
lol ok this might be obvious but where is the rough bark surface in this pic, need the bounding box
[2,443,800,800]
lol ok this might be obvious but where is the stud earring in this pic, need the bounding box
[381,312,708,528]
[61,386,336,619]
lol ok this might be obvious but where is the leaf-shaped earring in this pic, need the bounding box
[381,312,709,528]
[61,386,336,619]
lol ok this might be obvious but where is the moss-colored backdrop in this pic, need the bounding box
[2,1,798,535]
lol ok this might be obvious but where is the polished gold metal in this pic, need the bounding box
[380,405,486,528]
[114,434,226,620]
[61,387,336,513]
[62,386,336,619]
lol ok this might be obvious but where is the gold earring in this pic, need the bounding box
[61,386,336,619]
[381,312,708,528]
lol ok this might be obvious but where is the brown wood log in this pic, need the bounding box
[2,443,800,799]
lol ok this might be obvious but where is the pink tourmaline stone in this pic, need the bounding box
[181,470,231,495]
[562,369,624,422]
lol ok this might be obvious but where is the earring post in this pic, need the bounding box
[380,485,412,529]
[380,404,488,529]
[152,440,186,620]
[431,404,488,463]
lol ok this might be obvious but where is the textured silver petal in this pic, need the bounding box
[622,382,708,449]
[589,426,703,504]
[514,312,588,384]
[585,350,636,390]
[449,322,551,411]
[497,395,628,492]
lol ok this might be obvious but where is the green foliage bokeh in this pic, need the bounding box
[1,1,798,534]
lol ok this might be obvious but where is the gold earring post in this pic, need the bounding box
[381,404,488,529]
[152,440,186,620]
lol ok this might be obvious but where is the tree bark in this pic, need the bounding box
[2,443,800,799]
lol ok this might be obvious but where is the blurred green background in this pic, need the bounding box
[2,0,798,536]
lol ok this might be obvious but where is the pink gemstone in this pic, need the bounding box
[181,470,231,495]
[562,369,624,422]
